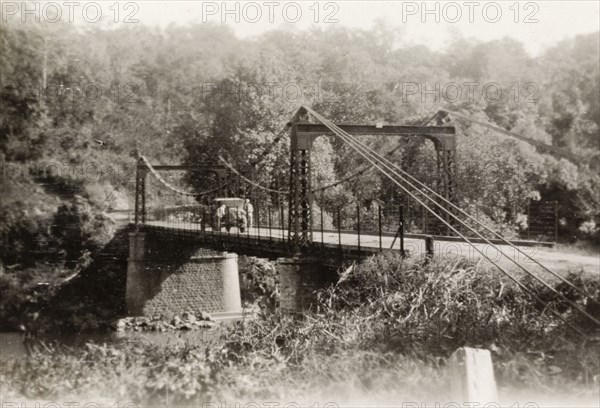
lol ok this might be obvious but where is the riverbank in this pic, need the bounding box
[1,253,598,406]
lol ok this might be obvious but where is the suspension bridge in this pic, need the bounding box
[125,107,599,334]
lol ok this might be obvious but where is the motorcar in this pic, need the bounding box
[212,197,247,233]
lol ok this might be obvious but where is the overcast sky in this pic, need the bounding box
[3,1,599,55]
[126,1,600,55]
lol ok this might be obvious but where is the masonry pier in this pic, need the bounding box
[277,257,335,312]
[126,231,242,318]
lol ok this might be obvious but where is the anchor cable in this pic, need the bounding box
[305,106,599,330]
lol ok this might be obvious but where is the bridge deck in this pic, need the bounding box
[140,222,598,278]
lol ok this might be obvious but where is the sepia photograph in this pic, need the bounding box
[0,1,599,407]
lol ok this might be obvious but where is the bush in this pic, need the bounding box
[1,254,598,404]
[0,263,72,330]
[321,254,599,354]
[238,256,279,312]
[51,197,114,262]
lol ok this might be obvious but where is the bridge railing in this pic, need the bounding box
[311,202,407,253]
[141,197,536,254]
[140,201,407,255]
[144,204,205,233]
[255,204,288,235]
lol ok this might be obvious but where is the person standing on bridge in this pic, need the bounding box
[215,203,226,230]
[244,199,254,229]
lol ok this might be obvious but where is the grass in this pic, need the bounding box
[552,240,600,257]
[1,253,599,406]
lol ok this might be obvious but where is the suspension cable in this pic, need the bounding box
[140,156,228,197]
[219,155,289,194]
[440,109,594,165]
[305,106,599,331]
[335,132,593,336]
[250,122,292,169]
[308,111,595,300]
[339,131,597,301]
[315,108,599,315]
[221,155,374,195]
[310,111,447,193]
[308,108,598,316]
[140,121,293,197]
[338,134,600,330]
[311,166,373,193]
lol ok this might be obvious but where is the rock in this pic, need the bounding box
[132,316,147,326]
[548,365,562,375]
[195,320,217,328]
[171,315,182,326]
[200,312,213,321]
[115,319,127,331]
[182,312,196,323]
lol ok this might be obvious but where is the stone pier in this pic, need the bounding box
[126,231,242,318]
[277,257,335,312]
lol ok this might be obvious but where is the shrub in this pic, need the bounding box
[51,197,114,262]
[238,256,279,312]
[1,254,598,404]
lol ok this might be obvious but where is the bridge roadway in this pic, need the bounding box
[141,221,599,278]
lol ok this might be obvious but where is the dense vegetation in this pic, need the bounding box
[0,12,599,331]
[1,254,598,404]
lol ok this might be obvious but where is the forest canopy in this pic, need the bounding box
[1,19,599,270]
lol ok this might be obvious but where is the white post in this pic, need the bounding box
[449,347,498,403]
